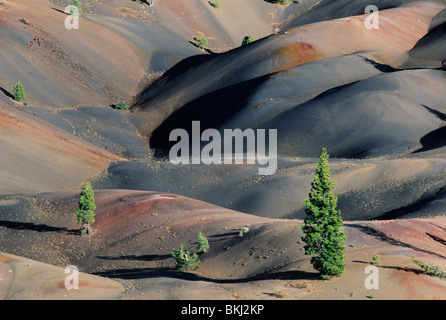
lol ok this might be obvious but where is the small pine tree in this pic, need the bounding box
[372,255,381,266]
[13,81,25,102]
[75,181,96,236]
[301,148,347,279]
[194,36,208,50]
[197,231,210,254]
[71,0,82,17]
[242,35,254,46]
[171,243,200,270]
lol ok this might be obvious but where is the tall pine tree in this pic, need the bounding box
[301,148,347,279]
[75,181,96,236]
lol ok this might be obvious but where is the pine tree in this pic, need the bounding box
[13,81,25,102]
[194,36,208,50]
[301,148,347,279]
[75,181,96,236]
[171,243,200,270]
[242,35,254,46]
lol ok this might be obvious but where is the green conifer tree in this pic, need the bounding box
[171,243,200,270]
[75,181,96,236]
[13,81,25,102]
[301,148,347,279]
[242,35,254,46]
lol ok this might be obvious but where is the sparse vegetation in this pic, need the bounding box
[114,101,129,110]
[197,231,210,253]
[172,243,200,270]
[213,0,221,8]
[75,181,96,236]
[372,255,381,266]
[13,81,25,102]
[270,290,287,298]
[70,0,83,16]
[267,0,292,5]
[242,35,254,46]
[412,256,446,279]
[239,227,249,237]
[301,148,347,280]
[194,36,208,50]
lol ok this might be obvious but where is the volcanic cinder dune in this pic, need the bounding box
[1,0,446,300]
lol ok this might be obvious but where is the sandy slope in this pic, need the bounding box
[0,0,202,108]
[1,190,446,299]
[0,251,123,300]
[0,102,123,195]
[94,149,446,221]
[1,0,446,301]
[132,1,446,141]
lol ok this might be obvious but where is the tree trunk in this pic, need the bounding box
[81,223,94,236]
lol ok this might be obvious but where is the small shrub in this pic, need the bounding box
[242,35,254,46]
[13,81,25,102]
[197,231,210,254]
[271,290,287,298]
[172,243,200,271]
[213,0,221,8]
[268,0,292,5]
[114,101,129,110]
[238,227,249,237]
[194,36,208,50]
[372,255,381,266]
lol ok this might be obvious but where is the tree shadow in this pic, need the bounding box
[51,7,68,15]
[348,224,446,260]
[97,254,171,262]
[0,86,14,99]
[93,266,318,283]
[352,260,423,275]
[209,231,240,238]
[0,220,79,235]
[429,222,446,234]
[131,0,154,5]
[426,233,446,246]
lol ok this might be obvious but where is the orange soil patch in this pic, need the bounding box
[0,105,123,168]
[269,42,326,72]
[286,1,446,67]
